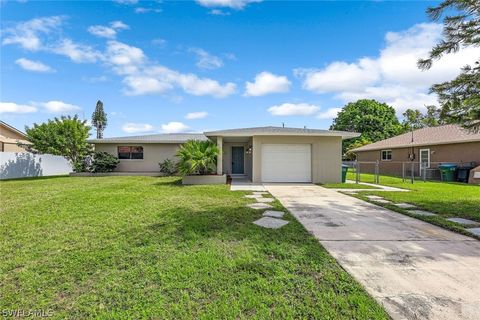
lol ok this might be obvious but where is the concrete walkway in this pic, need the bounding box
[264,183,480,320]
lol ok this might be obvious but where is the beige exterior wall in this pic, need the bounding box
[251,135,342,183]
[356,141,480,176]
[0,124,28,152]
[95,143,181,172]
[222,140,253,179]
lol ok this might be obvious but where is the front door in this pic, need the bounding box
[231,146,244,174]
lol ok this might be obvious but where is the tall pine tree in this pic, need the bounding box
[418,0,480,132]
[92,100,107,139]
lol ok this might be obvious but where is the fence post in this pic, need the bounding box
[410,162,414,184]
[402,162,405,182]
[355,161,360,184]
[422,162,427,182]
[375,160,379,184]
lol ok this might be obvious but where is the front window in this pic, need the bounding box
[118,146,144,159]
[381,150,392,161]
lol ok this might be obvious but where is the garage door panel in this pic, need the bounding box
[261,144,311,182]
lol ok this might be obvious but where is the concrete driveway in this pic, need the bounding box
[265,184,480,320]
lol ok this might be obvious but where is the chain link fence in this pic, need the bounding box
[343,160,477,184]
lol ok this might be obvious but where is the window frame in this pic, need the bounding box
[419,148,430,169]
[117,146,144,160]
[380,149,392,161]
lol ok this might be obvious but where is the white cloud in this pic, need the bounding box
[110,21,129,30]
[296,23,478,113]
[268,103,320,116]
[105,40,146,74]
[121,63,236,98]
[296,58,379,93]
[0,102,37,114]
[15,58,54,72]
[53,39,103,63]
[161,122,190,133]
[317,107,342,120]
[245,71,291,96]
[134,7,162,14]
[2,16,64,51]
[189,48,224,70]
[122,122,154,133]
[209,9,231,15]
[195,0,262,10]
[36,100,81,113]
[185,111,208,120]
[87,21,129,39]
[152,38,167,47]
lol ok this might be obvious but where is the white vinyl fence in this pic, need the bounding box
[0,152,72,180]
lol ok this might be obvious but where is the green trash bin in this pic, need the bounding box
[341,164,349,183]
[438,164,457,182]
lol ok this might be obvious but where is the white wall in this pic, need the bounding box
[95,143,180,172]
[0,152,72,180]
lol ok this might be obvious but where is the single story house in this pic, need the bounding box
[0,121,29,152]
[351,124,480,182]
[89,126,359,183]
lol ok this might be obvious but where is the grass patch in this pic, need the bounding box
[346,172,480,238]
[0,176,387,319]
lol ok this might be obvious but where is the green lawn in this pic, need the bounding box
[0,176,387,319]
[346,172,480,237]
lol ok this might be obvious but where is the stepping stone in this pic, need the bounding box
[467,228,480,236]
[262,210,285,218]
[247,203,273,210]
[253,217,289,229]
[366,195,384,200]
[374,199,392,204]
[394,203,417,209]
[244,195,262,199]
[253,192,268,196]
[446,218,479,226]
[409,210,437,217]
[256,197,274,203]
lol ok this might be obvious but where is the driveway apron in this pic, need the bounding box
[264,183,480,320]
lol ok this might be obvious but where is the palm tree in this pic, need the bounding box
[176,140,219,175]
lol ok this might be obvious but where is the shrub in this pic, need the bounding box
[159,158,177,176]
[176,140,219,176]
[85,151,119,173]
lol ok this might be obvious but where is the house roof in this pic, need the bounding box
[351,124,480,152]
[0,120,28,139]
[88,133,208,144]
[204,126,359,139]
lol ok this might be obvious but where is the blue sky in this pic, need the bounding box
[1,0,476,137]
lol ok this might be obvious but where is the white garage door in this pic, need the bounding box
[261,144,312,182]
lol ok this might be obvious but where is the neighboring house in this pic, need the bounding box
[0,121,29,152]
[89,126,359,183]
[351,124,480,181]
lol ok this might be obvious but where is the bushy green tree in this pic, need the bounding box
[418,0,480,132]
[402,105,453,131]
[92,100,108,139]
[176,140,219,175]
[344,136,372,161]
[330,99,403,155]
[23,115,91,169]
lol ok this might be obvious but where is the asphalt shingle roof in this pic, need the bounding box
[88,133,208,144]
[351,124,480,152]
[204,126,359,138]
